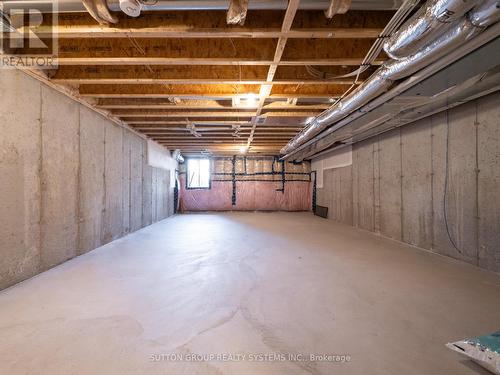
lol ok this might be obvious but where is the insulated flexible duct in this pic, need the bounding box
[468,0,500,27]
[0,0,403,13]
[384,0,482,59]
[280,0,500,156]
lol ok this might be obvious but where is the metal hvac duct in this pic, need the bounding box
[280,0,500,157]
[469,0,500,27]
[111,0,403,11]
[287,21,500,161]
[0,0,403,13]
[383,0,482,59]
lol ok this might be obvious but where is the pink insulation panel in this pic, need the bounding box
[179,176,311,212]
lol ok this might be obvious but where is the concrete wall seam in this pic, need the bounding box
[0,69,176,290]
[314,91,500,273]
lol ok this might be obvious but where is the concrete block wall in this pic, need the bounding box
[316,91,500,273]
[0,70,175,290]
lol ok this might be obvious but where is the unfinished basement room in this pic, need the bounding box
[1,0,500,374]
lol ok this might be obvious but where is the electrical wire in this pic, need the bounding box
[305,0,420,82]
[443,110,463,254]
[304,0,421,107]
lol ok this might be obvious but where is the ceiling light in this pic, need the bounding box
[242,94,259,108]
[239,145,248,154]
[232,94,259,108]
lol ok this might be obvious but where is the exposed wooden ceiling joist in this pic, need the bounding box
[109,111,319,117]
[32,10,391,38]
[98,104,331,110]
[247,0,301,149]
[80,93,340,100]
[77,83,350,96]
[51,65,373,86]
[15,7,395,155]
[52,78,360,85]
[133,127,302,131]
[52,57,381,66]
[49,37,375,58]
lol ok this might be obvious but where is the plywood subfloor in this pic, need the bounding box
[0,212,498,375]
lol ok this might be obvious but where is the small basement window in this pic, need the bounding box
[186,158,210,189]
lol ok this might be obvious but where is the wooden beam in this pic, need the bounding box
[129,120,253,125]
[114,111,257,117]
[52,65,367,86]
[155,147,286,151]
[78,83,261,96]
[82,93,337,99]
[154,140,288,143]
[123,117,255,122]
[136,128,300,132]
[95,97,333,106]
[52,78,359,85]
[53,57,381,66]
[158,143,285,145]
[113,111,318,117]
[53,65,268,81]
[98,104,330,110]
[147,136,294,140]
[159,145,284,149]
[32,10,391,39]
[28,36,379,65]
[147,134,298,137]
[133,127,301,131]
[247,0,300,149]
[112,110,320,116]
[166,144,283,148]
[20,9,391,157]
[78,84,348,97]
[142,133,298,137]
[32,26,382,39]
[131,127,303,131]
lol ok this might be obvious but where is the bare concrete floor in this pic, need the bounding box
[0,212,499,375]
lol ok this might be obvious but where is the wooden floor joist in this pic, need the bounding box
[247,0,300,149]
[51,57,382,66]
[110,111,320,118]
[76,83,350,97]
[11,7,395,155]
[97,104,331,110]
[52,78,360,85]
[32,26,383,39]
[80,93,339,99]
[32,10,392,38]
[52,65,373,82]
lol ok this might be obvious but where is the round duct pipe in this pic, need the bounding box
[281,0,500,157]
[0,0,404,13]
[383,0,483,59]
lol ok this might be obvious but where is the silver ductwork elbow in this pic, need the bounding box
[383,0,482,59]
[469,0,500,27]
[281,0,500,157]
